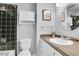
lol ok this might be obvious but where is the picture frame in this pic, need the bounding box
[42,9,51,21]
[60,12,65,22]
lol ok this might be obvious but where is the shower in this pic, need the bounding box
[0,4,17,56]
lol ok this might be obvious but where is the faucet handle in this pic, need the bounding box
[1,38,7,44]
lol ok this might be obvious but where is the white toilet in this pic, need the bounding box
[18,39,31,56]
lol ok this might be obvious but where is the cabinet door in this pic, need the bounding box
[39,39,55,56]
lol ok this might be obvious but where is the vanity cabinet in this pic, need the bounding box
[39,39,63,56]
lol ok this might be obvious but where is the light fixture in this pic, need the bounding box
[56,3,68,7]
[56,3,60,6]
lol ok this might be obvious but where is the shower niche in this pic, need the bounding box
[0,4,17,56]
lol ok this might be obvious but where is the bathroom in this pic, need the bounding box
[0,3,79,56]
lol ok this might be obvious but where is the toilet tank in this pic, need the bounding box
[19,39,31,50]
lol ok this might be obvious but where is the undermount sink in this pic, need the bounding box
[49,38,73,45]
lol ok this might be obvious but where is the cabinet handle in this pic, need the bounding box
[53,52,55,56]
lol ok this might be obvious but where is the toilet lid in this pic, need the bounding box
[18,50,31,56]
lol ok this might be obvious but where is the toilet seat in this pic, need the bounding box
[18,50,31,56]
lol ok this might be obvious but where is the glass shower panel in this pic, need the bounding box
[0,4,17,56]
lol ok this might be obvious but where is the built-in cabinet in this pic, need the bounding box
[39,39,62,56]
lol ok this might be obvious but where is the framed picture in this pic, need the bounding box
[42,9,51,21]
[60,12,65,22]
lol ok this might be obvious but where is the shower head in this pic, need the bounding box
[0,5,7,11]
[0,4,15,17]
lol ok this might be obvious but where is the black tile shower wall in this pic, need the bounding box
[0,4,17,52]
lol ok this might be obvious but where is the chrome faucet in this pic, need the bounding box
[61,35,70,40]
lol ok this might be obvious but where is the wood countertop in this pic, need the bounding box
[41,35,79,56]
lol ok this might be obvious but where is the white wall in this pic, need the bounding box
[36,3,56,55]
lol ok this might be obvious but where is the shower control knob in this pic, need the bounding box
[1,38,6,43]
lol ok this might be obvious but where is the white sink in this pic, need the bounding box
[49,38,73,45]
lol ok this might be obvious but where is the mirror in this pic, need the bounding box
[67,3,79,30]
[55,3,79,40]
